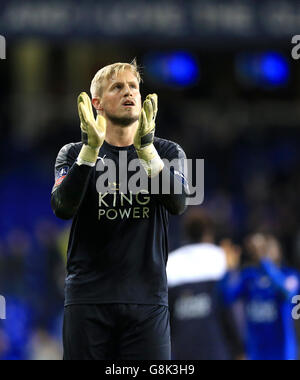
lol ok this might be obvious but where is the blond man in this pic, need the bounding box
[51,61,189,360]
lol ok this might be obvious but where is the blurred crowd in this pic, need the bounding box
[0,221,68,360]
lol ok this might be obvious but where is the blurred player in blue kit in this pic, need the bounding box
[221,234,300,360]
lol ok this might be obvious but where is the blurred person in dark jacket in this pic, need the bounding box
[167,208,244,360]
[221,234,300,360]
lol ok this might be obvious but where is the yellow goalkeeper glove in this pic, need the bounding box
[134,94,164,177]
[77,92,106,165]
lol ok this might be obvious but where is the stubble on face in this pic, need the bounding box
[104,110,140,127]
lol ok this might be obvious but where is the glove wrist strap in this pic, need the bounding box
[78,145,100,165]
[136,144,164,178]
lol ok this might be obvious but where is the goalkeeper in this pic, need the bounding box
[51,61,189,360]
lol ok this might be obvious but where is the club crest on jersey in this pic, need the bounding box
[55,166,69,186]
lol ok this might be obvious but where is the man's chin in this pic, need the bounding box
[106,112,139,127]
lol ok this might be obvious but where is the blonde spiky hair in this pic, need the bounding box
[90,59,142,98]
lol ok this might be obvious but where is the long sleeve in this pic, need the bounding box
[51,143,93,220]
[154,141,189,215]
[260,259,299,300]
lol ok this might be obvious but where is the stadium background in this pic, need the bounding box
[1,0,300,359]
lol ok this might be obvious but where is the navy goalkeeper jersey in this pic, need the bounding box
[51,138,188,307]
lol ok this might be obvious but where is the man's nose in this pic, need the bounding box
[123,84,132,97]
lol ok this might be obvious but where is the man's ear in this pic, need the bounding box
[92,97,103,113]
